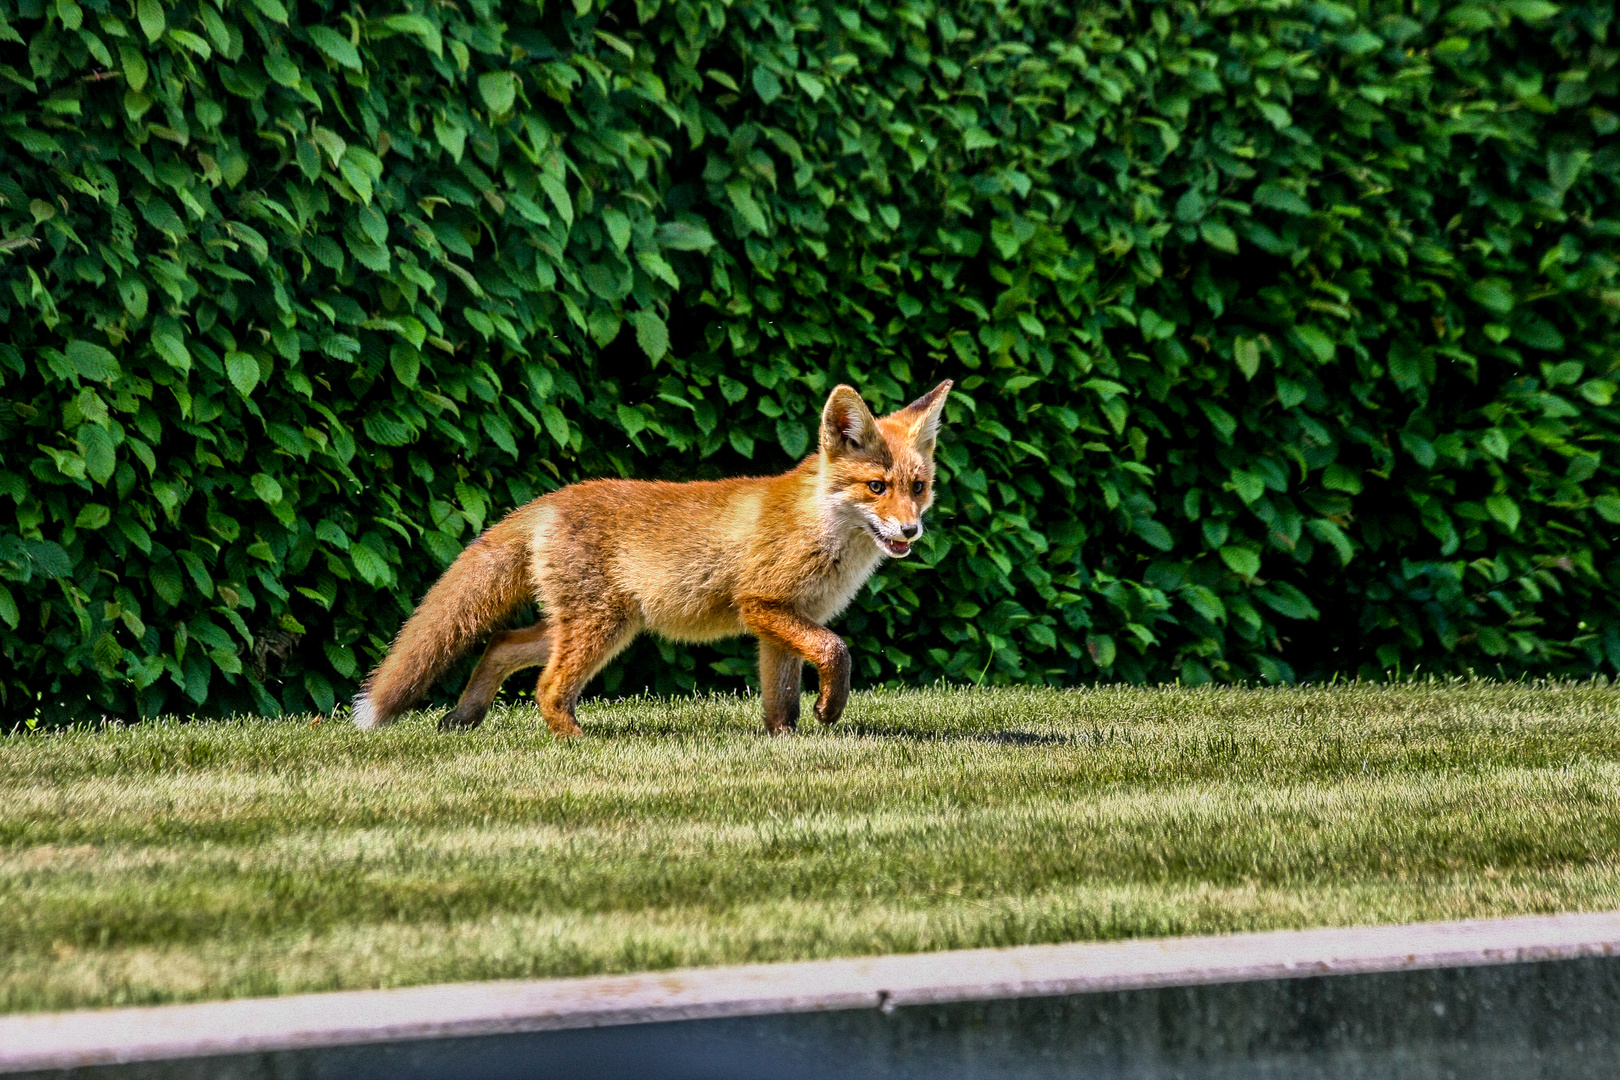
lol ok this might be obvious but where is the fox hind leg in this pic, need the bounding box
[440,621,552,731]
[535,607,639,738]
[758,639,803,735]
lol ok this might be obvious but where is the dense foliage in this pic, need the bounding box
[1,0,1617,722]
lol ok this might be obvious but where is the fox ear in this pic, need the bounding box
[820,385,881,458]
[895,379,953,455]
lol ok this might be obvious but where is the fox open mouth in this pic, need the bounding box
[868,526,912,557]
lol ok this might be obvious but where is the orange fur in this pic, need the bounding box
[352,380,952,736]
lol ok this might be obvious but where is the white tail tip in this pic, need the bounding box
[351,694,379,731]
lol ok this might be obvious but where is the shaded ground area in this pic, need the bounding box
[3,682,1618,1014]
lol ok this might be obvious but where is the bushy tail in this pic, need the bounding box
[352,509,536,729]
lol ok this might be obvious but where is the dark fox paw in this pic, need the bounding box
[438,705,486,732]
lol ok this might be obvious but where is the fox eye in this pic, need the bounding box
[867,480,887,495]
[912,480,925,496]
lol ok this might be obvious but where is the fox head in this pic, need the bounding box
[818,380,953,558]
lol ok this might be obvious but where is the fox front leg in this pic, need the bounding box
[807,633,850,726]
[758,638,803,735]
[740,601,851,729]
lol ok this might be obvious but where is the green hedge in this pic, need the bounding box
[2,0,1618,723]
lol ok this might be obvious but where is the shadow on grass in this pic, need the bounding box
[541,719,1080,746]
[489,700,1105,747]
[841,725,1078,747]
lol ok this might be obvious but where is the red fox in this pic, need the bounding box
[351,380,953,736]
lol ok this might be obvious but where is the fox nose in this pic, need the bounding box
[901,524,919,539]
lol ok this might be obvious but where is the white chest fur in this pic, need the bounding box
[800,526,884,625]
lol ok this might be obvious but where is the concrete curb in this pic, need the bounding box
[4,911,1619,1073]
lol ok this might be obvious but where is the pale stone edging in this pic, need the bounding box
[4,910,1618,1073]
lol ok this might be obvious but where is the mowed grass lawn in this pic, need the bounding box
[4,682,1620,1014]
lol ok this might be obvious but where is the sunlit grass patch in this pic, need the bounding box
[3,681,1617,1013]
